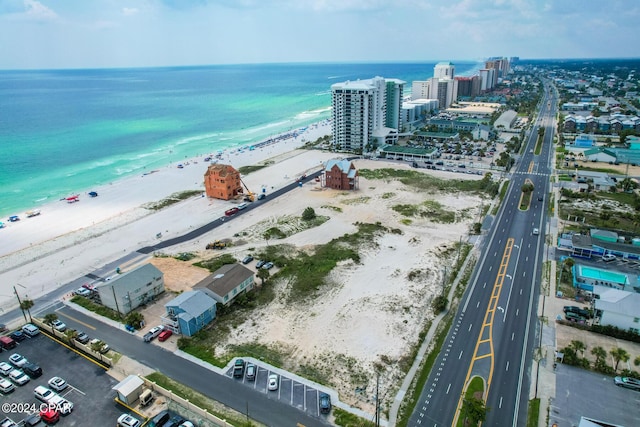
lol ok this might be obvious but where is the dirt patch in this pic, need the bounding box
[149,257,210,293]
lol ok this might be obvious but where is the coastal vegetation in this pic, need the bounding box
[142,190,202,211]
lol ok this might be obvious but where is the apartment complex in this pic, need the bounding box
[331,77,405,152]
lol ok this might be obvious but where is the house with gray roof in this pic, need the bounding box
[593,285,640,333]
[163,290,216,336]
[194,264,254,306]
[95,263,165,315]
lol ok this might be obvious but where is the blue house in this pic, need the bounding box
[163,290,217,337]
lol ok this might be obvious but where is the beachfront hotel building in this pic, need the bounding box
[331,76,405,152]
[412,63,456,109]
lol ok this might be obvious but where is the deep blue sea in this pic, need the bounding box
[0,61,481,217]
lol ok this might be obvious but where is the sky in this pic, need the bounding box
[0,0,638,69]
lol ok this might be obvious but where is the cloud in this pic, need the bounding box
[122,7,139,16]
[23,0,57,21]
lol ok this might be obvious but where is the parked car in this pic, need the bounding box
[149,410,170,426]
[158,330,173,342]
[39,408,59,424]
[48,393,73,414]
[23,413,40,427]
[0,378,15,394]
[268,374,279,391]
[0,418,17,427]
[8,215,19,222]
[0,336,16,350]
[0,362,13,376]
[245,363,256,381]
[22,362,42,378]
[255,260,266,269]
[9,354,27,368]
[51,319,67,332]
[602,254,616,262]
[9,331,25,342]
[614,376,640,391]
[21,324,39,337]
[74,331,90,344]
[48,376,68,392]
[117,414,141,427]
[262,262,274,270]
[242,255,254,264]
[144,325,164,342]
[319,392,332,414]
[257,193,266,200]
[233,359,245,378]
[89,338,110,353]
[74,287,92,297]
[563,306,590,318]
[8,369,30,385]
[34,385,55,402]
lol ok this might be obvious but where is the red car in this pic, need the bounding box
[40,408,60,424]
[225,207,239,217]
[158,329,172,342]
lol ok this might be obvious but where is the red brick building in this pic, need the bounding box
[204,164,242,200]
[322,159,358,190]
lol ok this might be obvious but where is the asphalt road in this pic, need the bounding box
[408,86,556,426]
[52,303,331,427]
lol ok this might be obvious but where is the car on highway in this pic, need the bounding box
[319,393,331,414]
[9,369,30,385]
[268,374,279,391]
[614,376,640,391]
[532,227,540,236]
[257,193,266,200]
[0,378,14,394]
[117,414,141,427]
[224,207,239,217]
[51,319,67,332]
[9,354,27,368]
[74,330,90,344]
[48,376,68,392]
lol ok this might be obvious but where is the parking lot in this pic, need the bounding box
[225,361,330,419]
[0,330,133,426]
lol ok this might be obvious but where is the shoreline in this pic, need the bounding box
[0,119,331,259]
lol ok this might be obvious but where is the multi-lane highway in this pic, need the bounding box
[409,85,557,426]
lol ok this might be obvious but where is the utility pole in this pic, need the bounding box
[14,285,27,323]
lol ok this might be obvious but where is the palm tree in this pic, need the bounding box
[591,346,607,368]
[64,329,78,347]
[43,313,59,333]
[634,355,640,367]
[257,269,270,285]
[569,340,586,357]
[610,347,630,372]
[20,299,34,323]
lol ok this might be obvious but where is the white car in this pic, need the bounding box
[74,287,91,297]
[0,378,15,394]
[268,374,279,391]
[34,385,55,402]
[8,369,30,385]
[21,324,39,337]
[602,254,616,262]
[9,354,27,368]
[117,414,141,427]
[89,338,110,354]
[48,393,73,414]
[0,362,13,376]
[48,376,68,392]
[51,319,66,332]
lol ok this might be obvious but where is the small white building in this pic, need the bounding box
[593,285,640,333]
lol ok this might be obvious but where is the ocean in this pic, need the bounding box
[0,61,481,217]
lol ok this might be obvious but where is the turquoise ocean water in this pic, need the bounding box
[0,61,481,217]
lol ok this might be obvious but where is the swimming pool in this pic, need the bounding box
[577,265,628,284]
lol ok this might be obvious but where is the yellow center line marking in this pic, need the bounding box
[452,238,514,426]
[56,312,96,330]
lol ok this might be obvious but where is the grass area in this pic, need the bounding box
[527,398,540,427]
[358,168,499,196]
[392,200,456,223]
[520,190,533,210]
[142,190,202,211]
[492,179,510,215]
[237,165,267,174]
[334,408,376,427]
[193,253,237,272]
[321,205,343,212]
[70,296,123,322]
[534,131,544,155]
[146,372,257,427]
[455,376,486,427]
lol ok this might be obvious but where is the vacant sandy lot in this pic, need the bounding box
[158,159,488,411]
